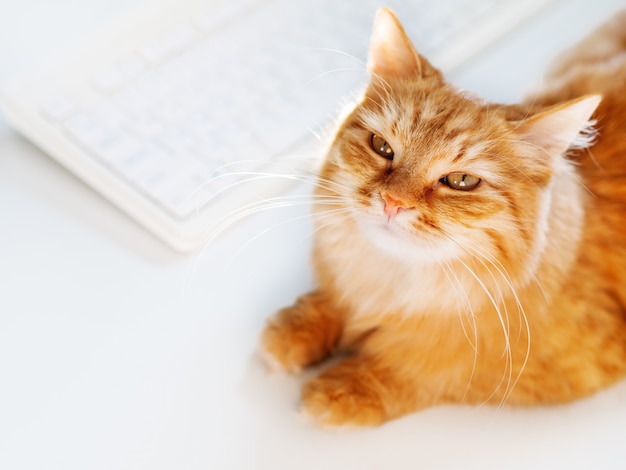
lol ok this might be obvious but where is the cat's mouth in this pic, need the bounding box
[356,213,429,255]
[379,219,410,237]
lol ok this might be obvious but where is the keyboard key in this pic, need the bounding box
[64,114,110,148]
[41,93,77,121]
[93,57,146,91]
[138,27,197,64]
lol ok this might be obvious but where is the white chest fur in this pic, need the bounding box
[316,223,489,319]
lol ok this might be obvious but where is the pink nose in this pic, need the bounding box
[381,193,405,218]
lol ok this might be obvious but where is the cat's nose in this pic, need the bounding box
[381,192,406,218]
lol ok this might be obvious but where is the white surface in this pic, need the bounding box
[1,1,626,469]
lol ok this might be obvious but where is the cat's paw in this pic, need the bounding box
[259,319,312,373]
[300,360,389,427]
[259,295,342,373]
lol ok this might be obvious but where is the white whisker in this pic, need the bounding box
[452,254,514,407]
[306,67,367,86]
[299,46,367,67]
[439,258,479,401]
[225,205,351,269]
[442,231,532,409]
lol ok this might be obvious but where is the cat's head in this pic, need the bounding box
[316,8,600,286]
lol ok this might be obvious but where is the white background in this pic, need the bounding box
[1,1,626,469]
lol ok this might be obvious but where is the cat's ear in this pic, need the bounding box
[518,95,602,158]
[368,8,441,81]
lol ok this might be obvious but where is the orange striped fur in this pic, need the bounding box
[260,8,626,426]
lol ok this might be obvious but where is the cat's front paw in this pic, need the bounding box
[259,315,317,373]
[300,359,390,427]
[259,292,342,373]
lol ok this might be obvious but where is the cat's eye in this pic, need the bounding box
[440,172,481,191]
[369,133,394,160]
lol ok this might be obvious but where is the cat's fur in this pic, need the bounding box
[260,8,626,426]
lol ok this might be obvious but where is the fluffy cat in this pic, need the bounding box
[260,7,626,426]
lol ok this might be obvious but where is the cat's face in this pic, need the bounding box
[314,8,599,287]
[319,78,550,275]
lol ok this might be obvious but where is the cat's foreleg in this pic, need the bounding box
[259,290,343,373]
[300,355,428,427]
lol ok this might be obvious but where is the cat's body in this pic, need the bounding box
[260,8,626,426]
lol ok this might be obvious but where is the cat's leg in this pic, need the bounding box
[260,290,342,373]
[300,355,429,427]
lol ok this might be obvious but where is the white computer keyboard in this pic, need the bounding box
[1,0,558,252]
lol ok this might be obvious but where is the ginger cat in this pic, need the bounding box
[260,8,626,426]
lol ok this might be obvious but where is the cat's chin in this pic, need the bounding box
[357,219,449,263]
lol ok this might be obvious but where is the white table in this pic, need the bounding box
[2,1,626,469]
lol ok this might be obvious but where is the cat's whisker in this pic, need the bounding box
[197,195,343,251]
[186,195,349,285]
[438,257,480,400]
[438,254,479,351]
[451,255,513,401]
[440,234,515,406]
[465,248,530,407]
[444,233,531,408]
[309,208,355,238]
[531,275,550,303]
[185,170,350,212]
[189,199,303,277]
[225,206,352,269]
[305,67,368,87]
[300,47,367,68]
[210,157,356,196]
[309,173,355,194]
